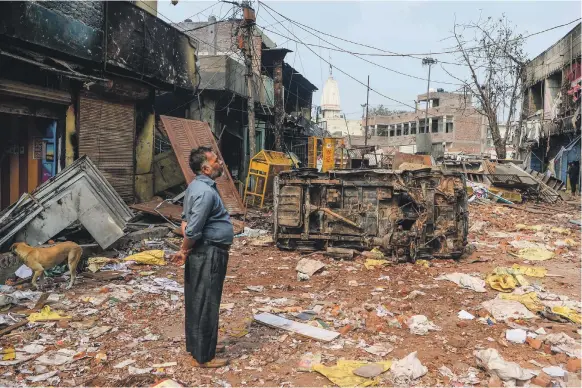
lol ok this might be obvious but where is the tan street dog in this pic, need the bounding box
[10,242,83,290]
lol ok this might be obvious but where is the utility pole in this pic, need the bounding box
[242,1,256,159]
[364,75,370,146]
[418,57,436,154]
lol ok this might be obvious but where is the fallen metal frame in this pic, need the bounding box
[0,156,133,250]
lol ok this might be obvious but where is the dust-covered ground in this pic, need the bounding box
[1,200,581,387]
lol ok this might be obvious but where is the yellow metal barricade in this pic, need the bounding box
[243,150,298,207]
[307,137,348,172]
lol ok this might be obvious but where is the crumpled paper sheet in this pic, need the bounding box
[406,315,441,335]
[364,259,389,270]
[390,352,427,384]
[435,273,486,292]
[500,292,544,313]
[28,306,71,322]
[475,348,536,382]
[486,274,519,292]
[511,264,547,278]
[313,359,392,387]
[123,250,166,265]
[515,224,543,231]
[481,299,536,321]
[550,227,571,235]
[551,306,581,324]
[87,257,119,273]
[540,332,582,358]
[516,247,555,261]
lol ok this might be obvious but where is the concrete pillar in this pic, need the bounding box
[65,104,76,166]
[135,110,155,202]
[374,124,378,136]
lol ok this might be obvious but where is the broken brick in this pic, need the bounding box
[339,325,353,336]
[567,358,581,373]
[526,337,542,350]
[531,372,551,387]
[457,321,468,328]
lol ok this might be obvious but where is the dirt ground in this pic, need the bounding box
[1,200,581,387]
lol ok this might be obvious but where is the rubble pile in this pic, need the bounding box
[0,194,580,387]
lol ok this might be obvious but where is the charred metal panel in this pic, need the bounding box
[0,1,103,62]
[274,168,468,260]
[158,115,245,215]
[106,2,197,90]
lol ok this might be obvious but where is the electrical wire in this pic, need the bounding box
[257,22,461,86]
[258,6,416,110]
[257,2,580,58]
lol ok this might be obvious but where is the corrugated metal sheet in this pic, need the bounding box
[158,115,245,215]
[0,156,133,250]
[79,96,135,202]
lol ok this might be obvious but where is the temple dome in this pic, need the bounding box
[321,75,341,112]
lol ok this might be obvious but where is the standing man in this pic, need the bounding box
[567,160,580,195]
[173,146,234,368]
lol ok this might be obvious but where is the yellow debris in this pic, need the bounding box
[511,264,547,278]
[416,260,430,268]
[493,267,529,286]
[500,292,544,312]
[516,247,555,261]
[486,274,518,292]
[2,347,15,361]
[364,259,389,270]
[550,227,571,235]
[515,224,543,231]
[313,360,392,387]
[551,306,581,324]
[87,257,118,273]
[123,250,166,265]
[28,306,71,322]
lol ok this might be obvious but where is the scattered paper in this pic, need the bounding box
[364,259,389,270]
[124,250,166,266]
[26,371,58,383]
[298,352,322,372]
[246,286,265,292]
[543,366,566,377]
[364,343,394,357]
[296,258,325,276]
[313,360,391,387]
[128,366,153,375]
[516,247,555,261]
[35,349,76,366]
[481,299,536,321]
[114,359,136,369]
[435,273,486,293]
[407,315,441,335]
[505,329,527,344]
[390,352,427,384]
[458,310,475,320]
[475,348,536,382]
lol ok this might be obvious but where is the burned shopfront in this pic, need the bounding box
[0,1,198,209]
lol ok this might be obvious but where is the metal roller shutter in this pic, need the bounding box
[79,96,135,202]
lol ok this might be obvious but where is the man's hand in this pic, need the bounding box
[172,249,189,266]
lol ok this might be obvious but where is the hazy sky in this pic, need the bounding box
[158,1,581,119]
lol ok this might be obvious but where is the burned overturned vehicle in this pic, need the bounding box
[273,168,468,260]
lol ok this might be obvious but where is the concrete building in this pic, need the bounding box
[519,23,580,174]
[0,0,198,209]
[351,91,486,154]
[318,69,362,137]
[161,17,318,183]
